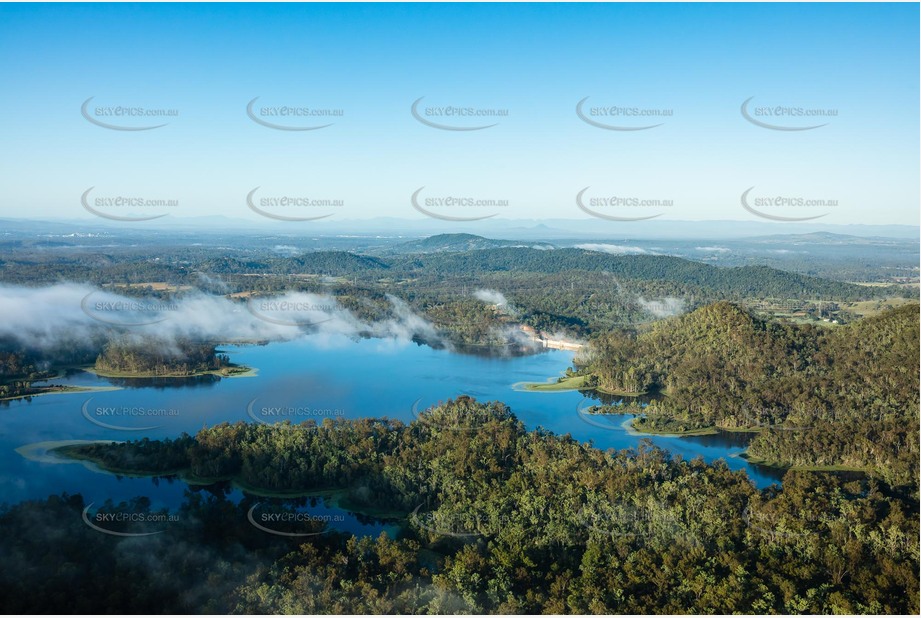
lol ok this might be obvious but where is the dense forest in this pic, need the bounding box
[28,397,918,614]
[0,342,99,400]
[2,247,887,300]
[0,240,907,357]
[1,235,916,614]
[0,349,53,399]
[3,241,903,397]
[583,303,920,489]
[94,338,235,377]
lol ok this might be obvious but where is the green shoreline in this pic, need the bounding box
[0,384,121,403]
[738,451,867,473]
[50,445,407,519]
[515,374,645,396]
[509,369,871,473]
[627,417,767,437]
[84,364,257,380]
[3,362,257,403]
[625,418,720,437]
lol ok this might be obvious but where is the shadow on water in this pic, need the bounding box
[576,388,788,485]
[579,388,661,406]
[144,477,399,537]
[101,374,222,390]
[681,430,757,449]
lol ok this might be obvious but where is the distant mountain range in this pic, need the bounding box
[1,216,917,241]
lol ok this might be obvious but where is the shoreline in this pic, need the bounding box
[84,364,256,380]
[739,451,867,473]
[0,384,121,403]
[47,443,407,520]
[515,374,645,396]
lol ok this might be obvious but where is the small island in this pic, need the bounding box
[90,337,252,379]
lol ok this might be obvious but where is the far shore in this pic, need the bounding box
[514,374,646,396]
[84,364,256,380]
[48,444,407,520]
[0,384,121,403]
[739,451,866,473]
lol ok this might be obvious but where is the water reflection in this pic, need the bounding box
[101,374,222,390]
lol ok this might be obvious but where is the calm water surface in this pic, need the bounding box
[1,336,784,535]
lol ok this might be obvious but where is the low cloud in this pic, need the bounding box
[0,283,445,355]
[473,289,518,317]
[272,245,301,256]
[575,244,650,255]
[637,296,686,318]
[473,289,508,307]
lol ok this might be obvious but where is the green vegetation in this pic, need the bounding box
[38,397,918,614]
[1,241,898,347]
[0,236,916,614]
[519,374,591,391]
[93,338,247,378]
[583,302,920,489]
[0,347,98,400]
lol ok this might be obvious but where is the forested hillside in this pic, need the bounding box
[41,398,919,614]
[585,303,920,487]
[94,338,235,377]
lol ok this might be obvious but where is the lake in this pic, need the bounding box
[2,335,784,537]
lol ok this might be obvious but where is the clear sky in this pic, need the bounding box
[0,2,917,226]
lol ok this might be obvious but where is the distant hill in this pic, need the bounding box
[387,248,871,299]
[108,243,882,301]
[198,252,389,275]
[279,252,390,273]
[392,233,553,254]
[586,301,919,487]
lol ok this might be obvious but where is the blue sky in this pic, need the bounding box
[0,2,917,226]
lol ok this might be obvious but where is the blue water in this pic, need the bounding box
[1,335,783,536]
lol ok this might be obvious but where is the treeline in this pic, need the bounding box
[48,397,920,614]
[2,245,888,302]
[0,242,898,352]
[0,343,98,400]
[387,250,873,300]
[0,350,51,399]
[585,302,920,488]
[94,338,232,377]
